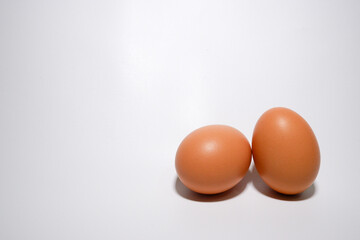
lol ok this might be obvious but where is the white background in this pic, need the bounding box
[1,0,360,239]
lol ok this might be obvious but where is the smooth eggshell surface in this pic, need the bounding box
[176,125,252,194]
[252,107,320,195]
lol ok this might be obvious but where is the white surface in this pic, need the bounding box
[1,0,360,239]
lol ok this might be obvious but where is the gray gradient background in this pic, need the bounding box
[1,0,360,239]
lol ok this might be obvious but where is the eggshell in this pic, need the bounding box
[252,107,320,195]
[176,125,251,194]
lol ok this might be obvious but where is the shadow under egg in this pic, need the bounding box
[174,170,252,202]
[251,166,316,201]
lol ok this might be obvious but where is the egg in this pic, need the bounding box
[252,107,320,195]
[175,125,251,194]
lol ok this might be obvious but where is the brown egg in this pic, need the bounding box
[252,107,320,195]
[175,125,251,194]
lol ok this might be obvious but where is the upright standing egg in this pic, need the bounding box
[252,107,320,195]
[176,125,251,194]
